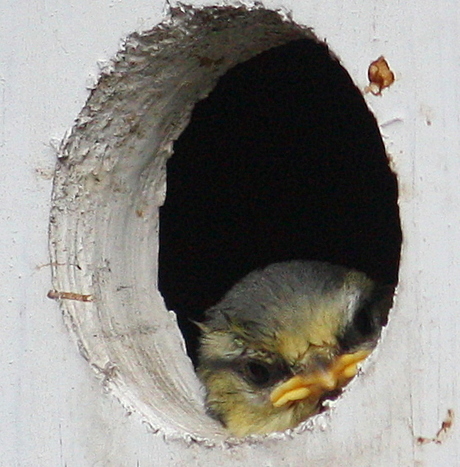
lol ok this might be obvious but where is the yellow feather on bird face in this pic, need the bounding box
[197,260,393,437]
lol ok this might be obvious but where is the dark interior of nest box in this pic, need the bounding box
[158,38,402,365]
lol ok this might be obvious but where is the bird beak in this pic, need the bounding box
[270,349,371,408]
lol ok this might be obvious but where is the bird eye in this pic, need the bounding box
[353,306,374,336]
[243,360,272,387]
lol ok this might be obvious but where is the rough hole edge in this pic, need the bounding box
[48,3,366,445]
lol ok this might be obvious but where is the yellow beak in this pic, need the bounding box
[270,350,371,408]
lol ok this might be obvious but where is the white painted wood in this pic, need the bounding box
[1,0,459,465]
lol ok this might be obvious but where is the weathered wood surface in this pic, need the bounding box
[1,1,459,465]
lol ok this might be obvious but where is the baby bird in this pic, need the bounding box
[197,261,393,437]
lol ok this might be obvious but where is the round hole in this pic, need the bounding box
[49,4,401,443]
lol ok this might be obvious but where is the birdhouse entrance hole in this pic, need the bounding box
[49,4,401,443]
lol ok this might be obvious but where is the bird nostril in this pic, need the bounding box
[300,351,337,375]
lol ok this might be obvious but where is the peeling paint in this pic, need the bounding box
[366,56,395,95]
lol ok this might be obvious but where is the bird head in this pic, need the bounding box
[197,261,393,437]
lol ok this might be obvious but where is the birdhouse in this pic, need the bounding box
[2,1,458,465]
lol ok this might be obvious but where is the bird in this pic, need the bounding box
[197,260,393,437]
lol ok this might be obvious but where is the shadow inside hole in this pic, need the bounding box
[159,38,402,365]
